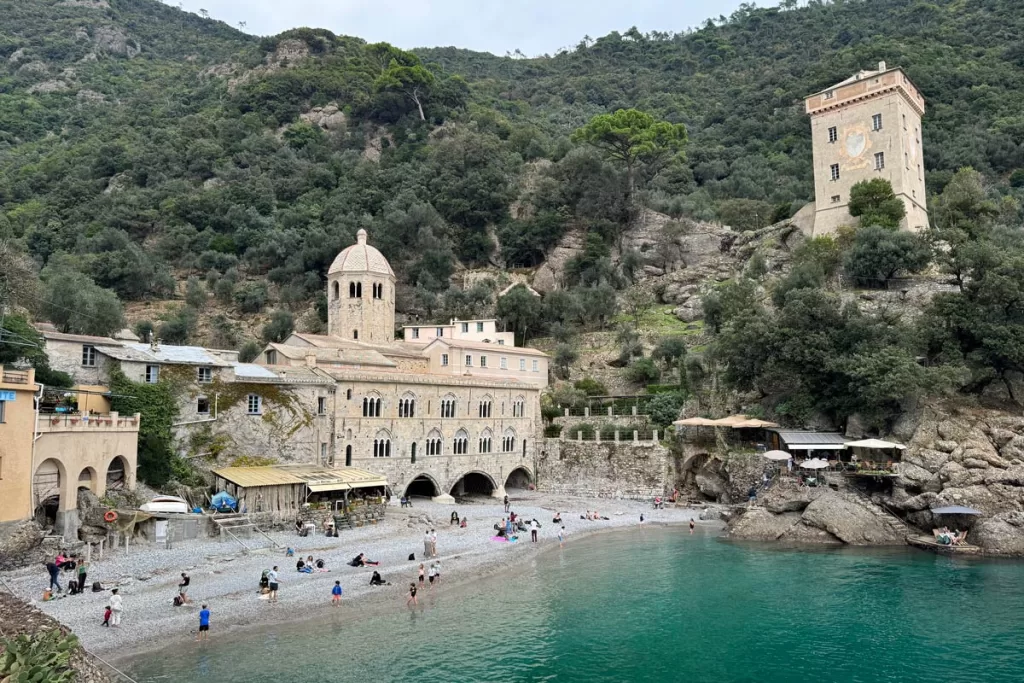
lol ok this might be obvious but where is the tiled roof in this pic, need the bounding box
[327,229,395,277]
[123,343,233,367]
[425,337,549,357]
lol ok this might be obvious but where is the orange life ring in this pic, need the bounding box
[104,510,118,523]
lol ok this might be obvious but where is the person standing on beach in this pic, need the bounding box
[423,530,431,558]
[76,558,88,596]
[331,581,343,606]
[558,526,566,547]
[640,513,645,526]
[109,589,123,627]
[689,519,696,534]
[267,566,280,603]
[197,604,210,641]
[45,560,62,594]
[407,582,418,606]
[503,494,510,513]
[529,519,538,543]
[179,572,191,604]
[430,529,438,557]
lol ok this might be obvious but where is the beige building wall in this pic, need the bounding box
[806,66,928,236]
[43,336,118,386]
[424,343,549,389]
[333,374,541,496]
[0,368,38,526]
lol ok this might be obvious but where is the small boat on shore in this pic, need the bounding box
[908,535,983,555]
[140,495,190,514]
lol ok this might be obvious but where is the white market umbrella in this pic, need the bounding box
[762,450,792,461]
[800,458,829,470]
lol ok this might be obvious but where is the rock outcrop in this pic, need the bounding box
[0,521,45,571]
[300,103,346,131]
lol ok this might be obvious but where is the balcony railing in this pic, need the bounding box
[38,411,141,431]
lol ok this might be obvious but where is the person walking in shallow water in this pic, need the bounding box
[197,604,210,641]
[690,519,696,534]
[407,582,418,606]
[558,526,566,547]
[267,566,280,603]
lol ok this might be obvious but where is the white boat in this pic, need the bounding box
[140,495,190,514]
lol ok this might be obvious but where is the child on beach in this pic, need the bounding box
[428,563,437,589]
[407,583,418,606]
[331,581,343,606]
[418,563,425,587]
[558,526,566,547]
[102,605,111,627]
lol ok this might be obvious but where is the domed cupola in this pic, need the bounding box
[327,229,395,343]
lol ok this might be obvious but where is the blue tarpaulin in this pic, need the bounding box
[211,491,237,511]
[931,505,983,515]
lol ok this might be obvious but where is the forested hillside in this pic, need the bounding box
[2,0,1024,419]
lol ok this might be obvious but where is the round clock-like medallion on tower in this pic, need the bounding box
[326,229,396,343]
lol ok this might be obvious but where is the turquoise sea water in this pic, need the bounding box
[127,528,1024,683]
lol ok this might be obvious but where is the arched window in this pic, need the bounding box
[410,442,417,464]
[398,392,416,418]
[440,394,457,419]
[477,395,493,419]
[513,396,526,418]
[333,282,340,300]
[478,428,493,454]
[373,430,392,458]
[503,428,517,453]
[356,282,362,298]
[372,283,383,300]
[362,394,382,418]
[453,428,469,455]
[349,282,357,298]
[426,429,443,456]
[345,445,352,467]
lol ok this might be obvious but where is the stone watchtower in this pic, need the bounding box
[805,62,928,236]
[327,229,396,343]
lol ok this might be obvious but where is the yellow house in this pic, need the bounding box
[0,367,38,528]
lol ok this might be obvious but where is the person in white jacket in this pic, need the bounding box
[109,589,123,627]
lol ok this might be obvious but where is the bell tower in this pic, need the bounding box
[326,229,396,343]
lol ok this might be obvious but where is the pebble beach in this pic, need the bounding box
[0,493,713,661]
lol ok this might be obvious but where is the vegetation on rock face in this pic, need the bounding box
[2,0,1024,424]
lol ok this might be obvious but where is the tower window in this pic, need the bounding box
[830,164,840,181]
[353,330,359,340]
[830,195,841,204]
[827,126,837,143]
[349,282,356,298]
[356,282,362,298]
[333,282,340,300]
[871,113,882,131]
[372,283,383,299]
[874,152,885,170]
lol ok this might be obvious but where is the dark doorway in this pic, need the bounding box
[451,472,495,497]
[505,467,532,490]
[405,475,439,499]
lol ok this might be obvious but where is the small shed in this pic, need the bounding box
[212,465,388,514]
[769,430,848,456]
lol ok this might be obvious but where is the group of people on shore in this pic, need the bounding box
[43,551,90,597]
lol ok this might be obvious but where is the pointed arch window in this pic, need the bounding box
[478,429,493,454]
[426,429,443,456]
[333,282,340,300]
[440,395,457,419]
[477,396,493,418]
[373,430,392,458]
[453,429,469,455]
[502,428,517,453]
[362,394,382,418]
[349,282,357,298]
[398,392,416,418]
[512,396,526,418]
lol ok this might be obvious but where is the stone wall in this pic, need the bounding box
[536,438,669,500]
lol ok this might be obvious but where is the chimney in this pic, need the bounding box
[150,335,160,352]
[878,60,886,72]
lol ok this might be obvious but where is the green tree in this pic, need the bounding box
[625,357,661,384]
[0,314,72,387]
[843,225,931,285]
[571,109,687,199]
[238,339,262,363]
[652,335,688,384]
[553,343,578,379]
[622,286,654,328]
[185,277,206,308]
[261,310,295,343]
[40,270,124,336]
[374,57,435,121]
[496,285,542,345]
[234,282,268,313]
[848,178,907,228]
[647,391,687,429]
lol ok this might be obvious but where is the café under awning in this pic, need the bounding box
[772,430,848,450]
[304,468,388,493]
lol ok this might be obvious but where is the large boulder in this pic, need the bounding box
[0,521,45,570]
[727,509,801,541]
[972,512,1024,554]
[695,471,728,502]
[800,492,906,545]
[761,482,823,513]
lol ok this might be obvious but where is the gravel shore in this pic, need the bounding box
[1,493,715,660]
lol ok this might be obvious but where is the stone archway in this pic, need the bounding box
[449,471,497,498]
[78,467,98,494]
[33,458,65,530]
[504,466,533,491]
[404,473,441,499]
[106,456,129,491]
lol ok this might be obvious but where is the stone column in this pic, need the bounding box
[633,430,639,443]
[614,431,620,443]
[607,407,613,417]
[491,485,507,500]
[577,431,583,442]
[631,406,638,416]
[653,429,658,442]
[564,408,569,417]
[584,407,590,417]
[595,431,601,444]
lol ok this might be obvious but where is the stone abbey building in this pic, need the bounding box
[257,229,548,501]
[805,62,929,236]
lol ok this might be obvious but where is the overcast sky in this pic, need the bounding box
[175,0,768,56]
